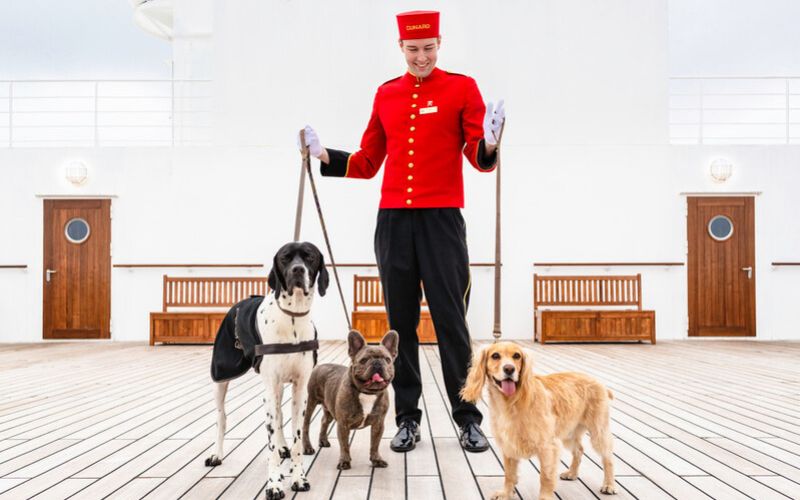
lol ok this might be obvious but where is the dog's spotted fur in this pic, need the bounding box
[205,242,328,499]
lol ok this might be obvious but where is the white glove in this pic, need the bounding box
[298,125,324,159]
[483,99,505,145]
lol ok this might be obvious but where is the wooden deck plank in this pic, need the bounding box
[407,476,444,500]
[103,477,164,499]
[0,479,25,495]
[652,437,788,499]
[705,438,800,483]
[67,438,186,499]
[182,477,234,500]
[28,478,95,500]
[0,340,798,500]
[754,475,800,498]
[0,439,134,498]
[331,475,370,500]
[684,476,754,500]
[614,476,674,499]
[368,437,405,500]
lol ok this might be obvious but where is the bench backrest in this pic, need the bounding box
[353,275,428,311]
[162,275,269,312]
[533,274,642,310]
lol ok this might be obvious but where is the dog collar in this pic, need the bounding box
[277,303,311,318]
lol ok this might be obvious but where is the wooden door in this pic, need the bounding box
[43,199,111,339]
[687,197,755,337]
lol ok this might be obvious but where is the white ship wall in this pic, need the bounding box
[2,0,799,342]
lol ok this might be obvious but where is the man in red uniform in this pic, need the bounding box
[303,10,504,453]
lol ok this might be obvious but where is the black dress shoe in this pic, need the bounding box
[390,420,421,452]
[459,422,489,453]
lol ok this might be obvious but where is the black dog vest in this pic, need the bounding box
[210,296,318,382]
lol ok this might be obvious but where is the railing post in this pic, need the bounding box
[698,79,704,145]
[8,82,13,148]
[171,65,176,147]
[786,78,791,145]
[94,81,99,147]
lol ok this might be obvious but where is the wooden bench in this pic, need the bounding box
[533,274,655,344]
[150,275,268,345]
[352,275,437,344]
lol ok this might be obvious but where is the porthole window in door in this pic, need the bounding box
[708,215,733,242]
[65,218,91,244]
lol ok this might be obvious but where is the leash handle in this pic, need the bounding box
[294,131,309,242]
[492,120,506,341]
[298,129,352,330]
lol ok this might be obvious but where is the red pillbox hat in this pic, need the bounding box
[396,10,440,40]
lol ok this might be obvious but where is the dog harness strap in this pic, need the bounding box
[233,306,243,350]
[254,339,320,356]
[313,325,318,366]
[276,304,311,318]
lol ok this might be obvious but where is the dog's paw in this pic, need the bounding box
[319,439,331,448]
[600,483,618,495]
[303,444,316,455]
[278,446,291,459]
[265,485,285,500]
[291,478,311,492]
[337,459,351,470]
[560,471,578,480]
[204,455,222,467]
[371,457,388,468]
[490,490,510,500]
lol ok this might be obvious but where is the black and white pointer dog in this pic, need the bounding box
[205,241,328,499]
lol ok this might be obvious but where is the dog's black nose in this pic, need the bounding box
[291,265,305,275]
[503,364,515,376]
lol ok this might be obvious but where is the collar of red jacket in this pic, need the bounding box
[402,67,444,85]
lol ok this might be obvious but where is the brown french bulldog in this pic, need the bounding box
[301,329,398,470]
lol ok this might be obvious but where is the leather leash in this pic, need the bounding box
[492,120,506,341]
[297,130,352,330]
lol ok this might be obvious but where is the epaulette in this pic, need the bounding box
[446,71,469,78]
[380,76,402,87]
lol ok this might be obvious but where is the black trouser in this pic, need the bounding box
[374,208,482,428]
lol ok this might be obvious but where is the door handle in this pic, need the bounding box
[46,269,57,283]
[741,266,753,279]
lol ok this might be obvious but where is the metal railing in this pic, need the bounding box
[670,76,800,145]
[0,79,212,147]
[3,77,797,147]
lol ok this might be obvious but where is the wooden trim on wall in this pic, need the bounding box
[114,264,265,268]
[679,192,761,197]
[772,262,800,266]
[114,262,499,269]
[534,262,685,267]
[0,265,27,269]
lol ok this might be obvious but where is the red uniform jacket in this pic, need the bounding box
[321,67,497,208]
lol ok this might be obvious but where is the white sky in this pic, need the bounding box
[669,0,800,76]
[1,0,799,80]
[0,0,170,80]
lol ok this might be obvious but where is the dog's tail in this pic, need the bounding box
[607,389,614,400]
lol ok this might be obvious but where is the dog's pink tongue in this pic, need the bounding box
[371,373,384,383]
[500,380,517,397]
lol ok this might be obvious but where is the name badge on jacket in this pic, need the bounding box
[419,106,438,115]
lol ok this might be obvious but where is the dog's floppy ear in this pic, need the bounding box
[268,253,286,299]
[347,329,366,358]
[460,346,489,403]
[316,253,329,297]
[518,348,536,396]
[380,330,399,359]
